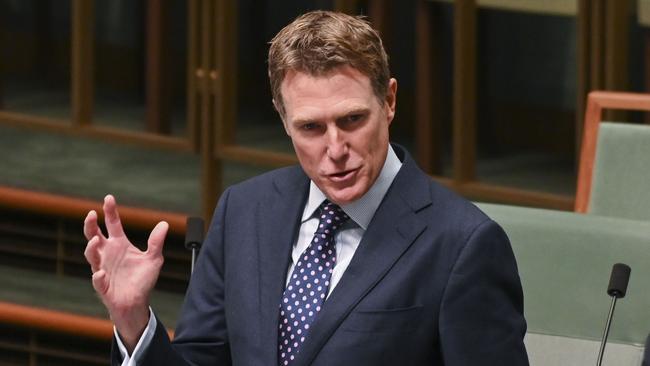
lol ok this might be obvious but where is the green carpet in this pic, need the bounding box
[0,265,184,328]
[0,124,276,214]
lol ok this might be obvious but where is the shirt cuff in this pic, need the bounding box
[114,308,158,366]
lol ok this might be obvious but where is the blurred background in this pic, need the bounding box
[0,0,648,364]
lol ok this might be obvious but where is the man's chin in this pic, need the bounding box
[323,186,365,206]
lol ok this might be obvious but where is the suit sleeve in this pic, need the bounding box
[439,219,529,365]
[115,188,234,366]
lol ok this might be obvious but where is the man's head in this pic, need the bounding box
[268,11,397,205]
[268,10,390,119]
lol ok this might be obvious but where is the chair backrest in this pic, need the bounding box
[575,91,650,220]
[589,122,650,220]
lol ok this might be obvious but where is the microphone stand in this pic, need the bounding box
[188,242,199,274]
[596,263,631,366]
[184,217,205,275]
[596,295,618,366]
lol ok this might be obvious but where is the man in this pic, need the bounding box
[84,10,528,365]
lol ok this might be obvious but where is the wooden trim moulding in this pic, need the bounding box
[198,0,219,221]
[0,111,193,152]
[0,301,175,340]
[187,0,201,151]
[0,186,188,234]
[214,0,237,147]
[431,176,574,210]
[454,181,574,210]
[0,301,112,340]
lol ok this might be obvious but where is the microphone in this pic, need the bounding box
[185,217,205,274]
[596,263,631,366]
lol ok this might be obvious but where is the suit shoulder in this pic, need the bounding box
[426,180,495,232]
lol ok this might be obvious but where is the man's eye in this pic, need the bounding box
[301,123,318,131]
[346,114,363,123]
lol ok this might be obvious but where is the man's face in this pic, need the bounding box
[278,65,397,205]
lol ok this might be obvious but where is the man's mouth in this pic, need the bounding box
[327,168,359,182]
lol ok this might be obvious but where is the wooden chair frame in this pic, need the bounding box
[575,91,650,213]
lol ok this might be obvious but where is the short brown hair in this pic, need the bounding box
[268,10,390,117]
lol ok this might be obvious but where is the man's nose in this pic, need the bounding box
[326,128,348,161]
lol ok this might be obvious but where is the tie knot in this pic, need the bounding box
[316,200,349,234]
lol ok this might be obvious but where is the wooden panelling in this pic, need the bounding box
[453,0,477,182]
[415,0,436,174]
[71,0,94,128]
[146,0,172,134]
[1,0,643,243]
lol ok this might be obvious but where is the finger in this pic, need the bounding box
[147,221,169,256]
[84,235,103,273]
[83,210,106,241]
[103,194,126,238]
[91,269,108,295]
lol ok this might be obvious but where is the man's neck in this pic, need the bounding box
[303,145,402,230]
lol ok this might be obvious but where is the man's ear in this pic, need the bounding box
[272,98,280,113]
[385,78,397,123]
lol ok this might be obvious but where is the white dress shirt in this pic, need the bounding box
[116,146,402,365]
[286,146,402,296]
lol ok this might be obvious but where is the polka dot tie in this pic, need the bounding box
[277,200,349,365]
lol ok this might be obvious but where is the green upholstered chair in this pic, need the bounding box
[470,91,650,365]
[478,203,650,366]
[575,91,650,221]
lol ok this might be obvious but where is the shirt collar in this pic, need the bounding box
[301,145,402,230]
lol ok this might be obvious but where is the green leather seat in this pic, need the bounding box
[478,202,650,365]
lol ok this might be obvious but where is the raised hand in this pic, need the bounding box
[84,194,168,351]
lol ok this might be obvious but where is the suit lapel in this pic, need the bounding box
[294,152,432,366]
[257,167,310,362]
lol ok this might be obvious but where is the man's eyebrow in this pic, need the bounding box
[341,107,370,116]
[290,107,371,125]
[290,117,318,126]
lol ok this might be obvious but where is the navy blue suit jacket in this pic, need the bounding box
[115,145,528,365]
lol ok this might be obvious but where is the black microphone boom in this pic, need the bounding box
[596,263,631,366]
[185,217,205,274]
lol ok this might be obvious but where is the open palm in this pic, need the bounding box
[83,195,168,345]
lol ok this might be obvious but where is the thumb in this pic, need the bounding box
[92,269,108,295]
[147,221,168,256]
